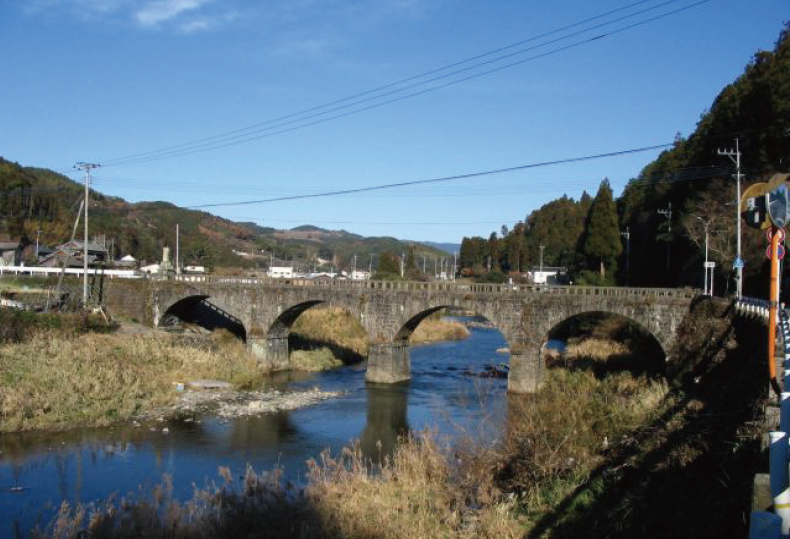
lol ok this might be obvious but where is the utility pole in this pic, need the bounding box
[657,202,672,282]
[620,227,630,286]
[35,229,41,261]
[422,255,426,274]
[176,224,180,274]
[539,245,545,278]
[369,254,373,277]
[75,162,99,307]
[453,252,457,281]
[401,252,405,278]
[353,252,357,279]
[718,139,744,298]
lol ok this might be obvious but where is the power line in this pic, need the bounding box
[185,143,675,209]
[97,0,677,166]
[98,0,712,168]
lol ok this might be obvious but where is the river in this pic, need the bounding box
[0,319,546,537]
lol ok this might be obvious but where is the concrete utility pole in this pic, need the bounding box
[75,162,99,306]
[539,245,545,276]
[694,217,711,295]
[657,202,672,281]
[353,252,357,278]
[369,254,373,276]
[35,229,41,260]
[176,224,180,274]
[718,139,744,298]
[453,252,457,281]
[620,227,630,285]
[401,252,405,278]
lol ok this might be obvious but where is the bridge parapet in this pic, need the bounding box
[167,274,697,298]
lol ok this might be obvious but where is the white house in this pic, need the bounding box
[350,270,371,281]
[529,266,567,285]
[268,266,294,279]
[140,263,161,274]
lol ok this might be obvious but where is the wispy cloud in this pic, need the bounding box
[135,0,213,27]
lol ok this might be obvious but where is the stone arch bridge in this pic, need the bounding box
[103,276,698,394]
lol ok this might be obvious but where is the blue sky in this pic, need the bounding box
[1,0,788,243]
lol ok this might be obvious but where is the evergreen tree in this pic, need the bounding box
[580,179,622,280]
[404,245,423,280]
[375,251,401,280]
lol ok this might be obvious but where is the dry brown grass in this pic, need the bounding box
[0,332,267,432]
[307,434,521,539]
[411,318,470,344]
[291,307,369,356]
[289,347,345,371]
[291,307,469,358]
[499,367,668,517]
[35,434,522,539]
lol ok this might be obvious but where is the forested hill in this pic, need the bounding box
[461,23,790,293]
[0,158,445,270]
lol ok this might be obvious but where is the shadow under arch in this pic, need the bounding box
[160,295,246,341]
[268,300,369,365]
[544,310,666,378]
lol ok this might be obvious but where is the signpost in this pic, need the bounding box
[740,175,790,396]
[704,261,715,296]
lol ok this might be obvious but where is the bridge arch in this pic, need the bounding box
[533,304,675,362]
[157,294,247,340]
[543,311,667,376]
[259,299,369,371]
[366,304,517,386]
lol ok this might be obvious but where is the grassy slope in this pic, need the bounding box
[0,328,266,432]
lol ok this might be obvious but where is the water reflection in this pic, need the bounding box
[360,384,409,463]
[1,321,510,537]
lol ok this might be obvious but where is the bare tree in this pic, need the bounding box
[682,181,737,291]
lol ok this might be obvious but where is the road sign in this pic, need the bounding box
[741,182,770,229]
[768,184,790,228]
[704,261,716,268]
[766,245,786,260]
[766,228,786,243]
[733,257,744,269]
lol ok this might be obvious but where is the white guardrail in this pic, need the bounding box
[0,265,142,279]
[740,296,790,538]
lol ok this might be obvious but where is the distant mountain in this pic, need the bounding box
[291,225,330,233]
[0,157,446,272]
[420,241,460,255]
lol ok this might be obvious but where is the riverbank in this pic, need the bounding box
[1,330,276,432]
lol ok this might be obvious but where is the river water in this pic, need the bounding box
[0,320,538,537]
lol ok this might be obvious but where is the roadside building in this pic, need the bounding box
[268,266,294,279]
[529,266,569,285]
[0,242,22,266]
[40,240,109,268]
[114,254,138,268]
[350,270,371,281]
[140,263,161,274]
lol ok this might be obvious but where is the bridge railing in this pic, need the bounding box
[164,274,697,298]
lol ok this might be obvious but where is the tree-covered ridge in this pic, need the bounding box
[461,23,790,290]
[0,157,445,271]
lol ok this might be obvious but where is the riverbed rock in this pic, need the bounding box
[188,380,233,390]
[217,389,342,418]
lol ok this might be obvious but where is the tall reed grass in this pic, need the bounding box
[0,332,267,432]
